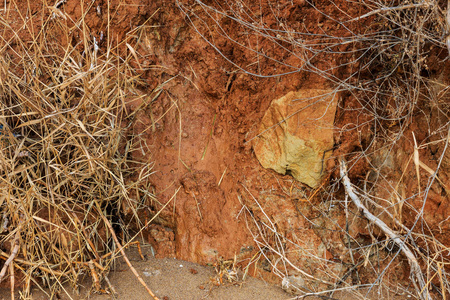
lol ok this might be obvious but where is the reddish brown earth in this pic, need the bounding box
[1,0,450,299]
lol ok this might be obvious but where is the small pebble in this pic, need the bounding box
[189,268,198,274]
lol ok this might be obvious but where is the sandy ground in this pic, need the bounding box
[0,242,416,300]
[0,243,292,300]
[91,257,291,300]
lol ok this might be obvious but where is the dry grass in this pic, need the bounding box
[0,2,159,298]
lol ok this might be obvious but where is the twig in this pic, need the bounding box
[51,0,68,19]
[339,158,432,300]
[298,284,374,299]
[217,167,227,186]
[104,275,118,299]
[54,0,67,8]
[192,193,203,221]
[10,262,14,300]
[348,2,429,22]
[95,203,160,300]
[88,260,101,291]
[0,229,20,283]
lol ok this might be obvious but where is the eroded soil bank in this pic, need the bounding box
[1,0,450,299]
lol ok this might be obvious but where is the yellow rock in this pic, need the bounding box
[253,89,339,188]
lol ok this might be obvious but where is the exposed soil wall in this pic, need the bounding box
[1,0,450,298]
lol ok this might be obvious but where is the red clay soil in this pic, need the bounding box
[1,0,450,298]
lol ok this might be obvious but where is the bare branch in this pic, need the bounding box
[340,158,432,300]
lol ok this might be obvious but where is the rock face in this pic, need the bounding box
[253,89,338,188]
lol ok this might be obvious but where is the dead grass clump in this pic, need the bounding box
[0,4,155,298]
